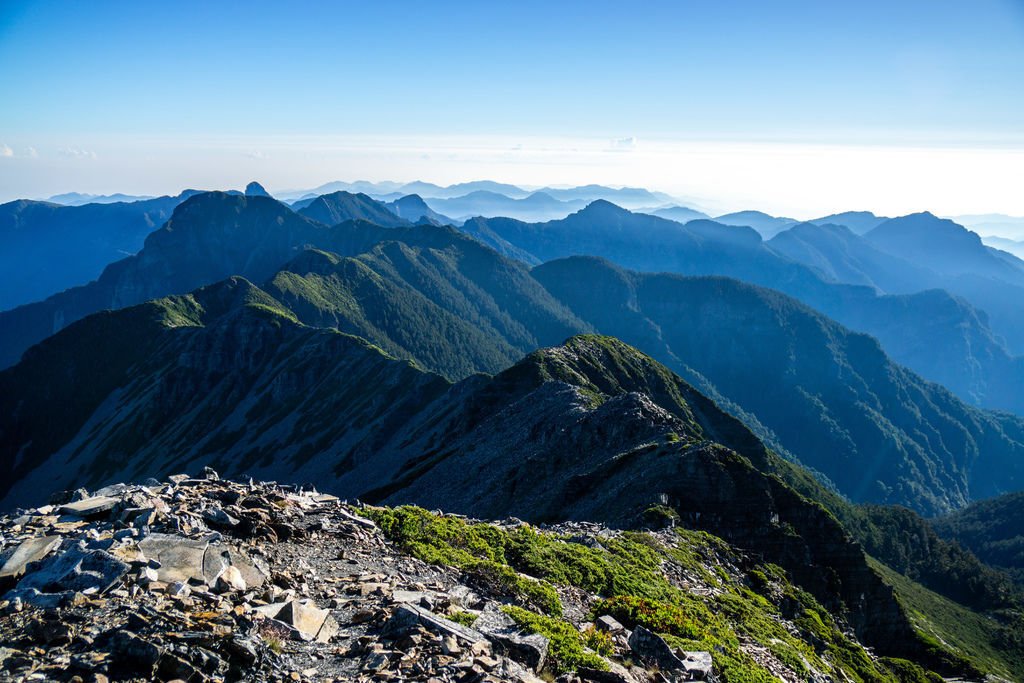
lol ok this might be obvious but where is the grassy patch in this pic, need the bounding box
[364,505,947,683]
[502,605,609,673]
[869,557,1022,680]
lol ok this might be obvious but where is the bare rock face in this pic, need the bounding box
[0,473,639,682]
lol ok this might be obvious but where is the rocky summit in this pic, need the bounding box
[0,470,950,683]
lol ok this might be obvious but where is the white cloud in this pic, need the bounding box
[246,150,268,160]
[58,147,97,159]
[26,147,38,158]
[608,136,637,152]
[0,145,12,158]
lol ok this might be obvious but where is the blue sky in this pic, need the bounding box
[1,0,1023,215]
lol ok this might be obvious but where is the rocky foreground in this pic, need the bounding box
[0,472,953,683]
[0,471,708,683]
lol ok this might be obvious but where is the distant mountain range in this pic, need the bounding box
[982,235,1024,259]
[4,191,1024,516]
[281,180,679,210]
[0,191,197,310]
[464,202,1024,414]
[645,205,710,223]
[714,210,798,237]
[765,212,1024,360]
[6,187,1024,419]
[953,213,1024,241]
[424,191,588,222]
[46,192,156,205]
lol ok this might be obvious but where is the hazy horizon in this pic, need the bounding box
[2,0,1023,216]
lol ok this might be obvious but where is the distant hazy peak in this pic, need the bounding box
[245,181,271,197]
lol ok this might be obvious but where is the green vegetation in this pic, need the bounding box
[850,504,1020,611]
[446,610,478,627]
[592,596,699,638]
[366,505,941,682]
[641,505,681,528]
[365,505,563,615]
[581,624,614,656]
[502,606,609,672]
[869,557,1024,680]
[931,490,1024,584]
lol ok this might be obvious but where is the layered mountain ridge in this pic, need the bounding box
[4,192,1023,517]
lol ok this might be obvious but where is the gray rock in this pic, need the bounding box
[138,534,209,583]
[15,544,129,595]
[595,614,625,634]
[253,599,338,642]
[383,603,488,646]
[474,604,549,671]
[203,508,239,528]
[578,662,641,683]
[628,626,689,674]
[2,587,66,608]
[136,533,264,588]
[681,651,713,679]
[58,496,118,518]
[392,589,431,604]
[226,547,268,588]
[215,565,247,593]
[92,483,131,498]
[0,536,62,583]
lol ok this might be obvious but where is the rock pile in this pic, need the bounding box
[0,472,713,682]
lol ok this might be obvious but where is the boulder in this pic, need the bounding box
[384,603,488,646]
[15,543,128,596]
[680,651,713,679]
[0,536,62,583]
[215,565,247,593]
[203,508,239,528]
[252,599,338,643]
[595,614,625,634]
[578,662,641,683]
[138,534,209,583]
[627,626,686,672]
[474,604,549,671]
[136,534,265,588]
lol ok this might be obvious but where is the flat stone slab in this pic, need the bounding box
[16,544,128,596]
[253,599,338,642]
[138,534,210,584]
[405,603,487,644]
[58,496,118,518]
[681,650,713,677]
[391,589,434,604]
[0,536,62,582]
[137,533,267,587]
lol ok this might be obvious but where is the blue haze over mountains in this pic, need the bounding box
[3,181,1024,510]
[6,179,1024,420]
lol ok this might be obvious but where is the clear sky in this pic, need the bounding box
[1,0,1022,216]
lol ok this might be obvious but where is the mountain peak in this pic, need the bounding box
[576,199,630,218]
[244,181,270,197]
